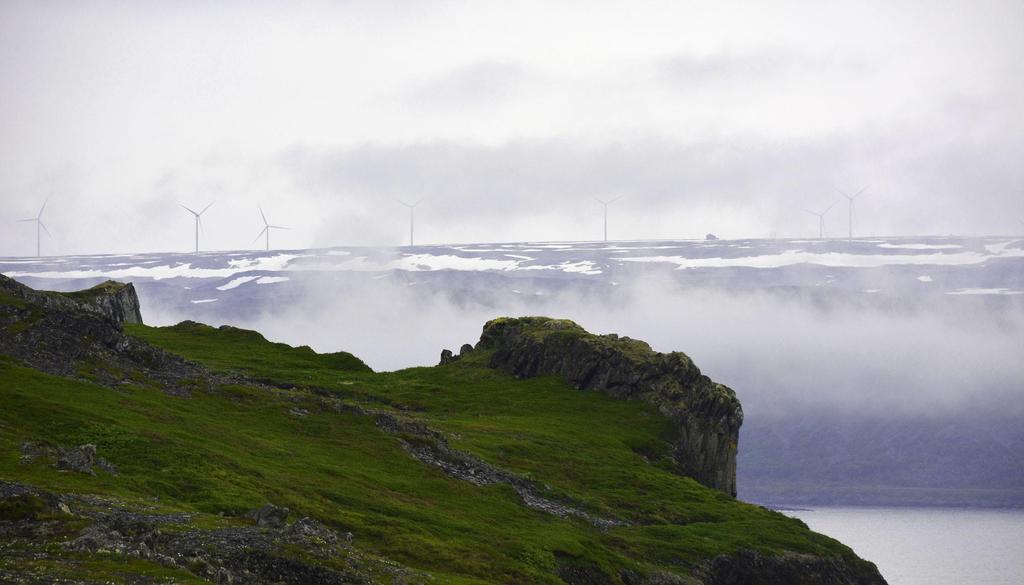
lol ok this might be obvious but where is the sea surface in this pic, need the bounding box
[787,507,1024,585]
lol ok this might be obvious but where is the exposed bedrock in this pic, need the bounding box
[472,316,743,496]
[0,275,142,325]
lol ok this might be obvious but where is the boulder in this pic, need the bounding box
[56,444,97,475]
[438,348,459,365]
[19,441,56,465]
[246,503,290,528]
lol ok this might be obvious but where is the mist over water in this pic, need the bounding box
[142,273,1024,421]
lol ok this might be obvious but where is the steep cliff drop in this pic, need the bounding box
[469,317,743,496]
[0,275,142,325]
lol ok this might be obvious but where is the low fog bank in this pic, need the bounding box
[141,273,1024,422]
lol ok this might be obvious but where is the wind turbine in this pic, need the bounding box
[397,199,423,246]
[594,196,622,242]
[803,200,839,239]
[253,206,289,251]
[17,199,51,257]
[179,202,214,254]
[838,186,870,240]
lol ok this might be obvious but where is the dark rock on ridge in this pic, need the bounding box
[0,273,207,394]
[698,549,885,585]
[473,316,743,496]
[437,342,476,366]
[0,275,142,326]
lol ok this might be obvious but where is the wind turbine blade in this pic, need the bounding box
[396,199,411,208]
[38,198,48,219]
[269,225,289,230]
[259,206,267,225]
[17,218,36,222]
[413,198,424,207]
[610,196,623,204]
[39,221,51,237]
[803,209,818,216]
[200,201,215,215]
[198,216,204,234]
[253,227,268,242]
[824,200,839,213]
[179,203,198,215]
[594,197,607,205]
[852,185,870,199]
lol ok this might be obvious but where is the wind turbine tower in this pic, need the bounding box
[254,207,289,251]
[838,186,869,240]
[180,202,214,254]
[17,199,51,257]
[397,199,423,246]
[803,200,838,239]
[595,196,622,242]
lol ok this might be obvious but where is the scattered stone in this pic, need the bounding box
[375,412,626,529]
[246,503,290,528]
[438,348,459,365]
[289,407,310,417]
[19,441,55,465]
[97,456,119,476]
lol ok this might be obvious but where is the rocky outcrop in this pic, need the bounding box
[66,280,144,325]
[1,480,415,585]
[437,343,475,366]
[0,275,142,326]
[0,274,206,394]
[471,317,743,496]
[20,442,118,475]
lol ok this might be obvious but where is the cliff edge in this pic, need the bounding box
[0,275,142,326]
[468,316,743,496]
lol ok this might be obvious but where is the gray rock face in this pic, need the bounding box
[0,275,142,326]
[247,503,290,528]
[75,280,144,325]
[474,317,743,496]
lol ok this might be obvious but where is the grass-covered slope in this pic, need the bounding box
[0,278,884,584]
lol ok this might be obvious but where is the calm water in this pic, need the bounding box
[787,507,1024,585]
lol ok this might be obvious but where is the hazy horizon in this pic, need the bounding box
[2,1,1023,256]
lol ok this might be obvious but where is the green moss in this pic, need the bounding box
[0,493,48,522]
[59,280,129,301]
[0,288,28,309]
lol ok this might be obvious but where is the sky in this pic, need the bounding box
[2,0,1023,256]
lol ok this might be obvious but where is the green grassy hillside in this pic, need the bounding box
[0,300,879,583]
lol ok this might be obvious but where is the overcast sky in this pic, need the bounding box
[2,0,1023,256]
